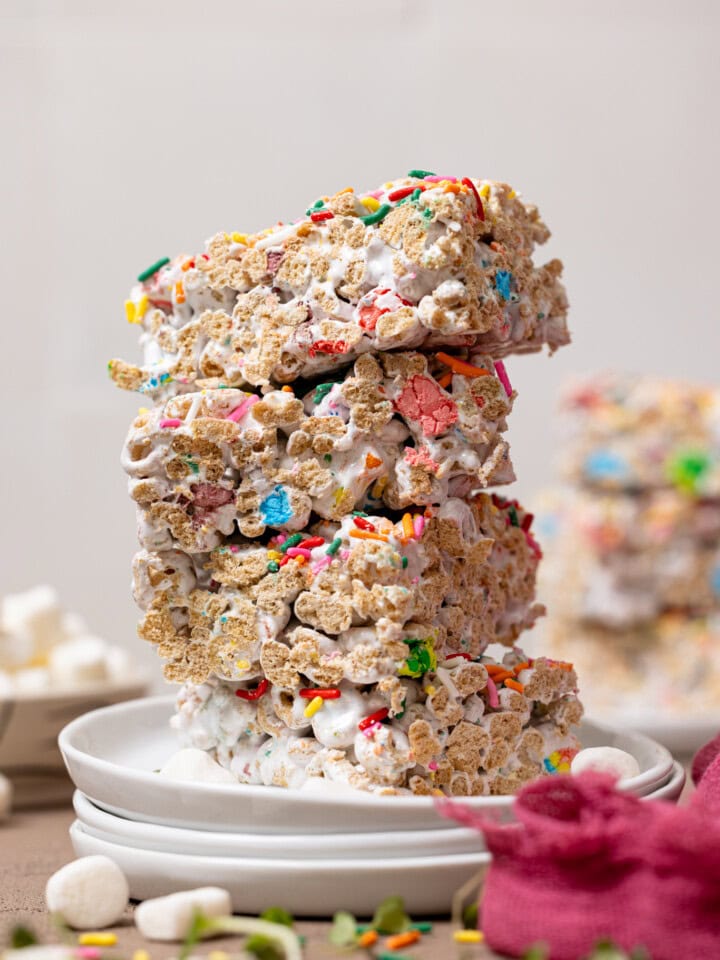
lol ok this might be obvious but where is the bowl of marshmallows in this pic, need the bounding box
[0,585,147,808]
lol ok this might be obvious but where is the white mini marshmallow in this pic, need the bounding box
[4,948,75,960]
[2,586,63,661]
[571,746,641,781]
[48,637,109,687]
[0,772,13,820]
[159,748,237,785]
[134,887,232,940]
[45,855,129,929]
[13,667,50,694]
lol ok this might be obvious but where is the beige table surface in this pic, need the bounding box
[0,805,499,960]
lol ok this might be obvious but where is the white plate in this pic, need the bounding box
[0,679,148,808]
[72,790,486,859]
[587,711,718,757]
[69,820,490,916]
[59,696,674,834]
[645,759,685,802]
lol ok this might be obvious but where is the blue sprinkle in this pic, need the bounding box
[260,485,293,526]
[584,449,628,482]
[543,757,555,774]
[712,567,720,596]
[495,270,512,301]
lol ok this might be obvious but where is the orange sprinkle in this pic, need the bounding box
[337,186,354,195]
[443,182,462,193]
[175,281,186,304]
[181,259,193,272]
[557,662,575,671]
[365,453,383,469]
[437,372,453,389]
[402,513,415,541]
[436,352,491,378]
[386,930,421,950]
[281,385,294,393]
[349,529,389,543]
[357,930,378,948]
[513,661,531,674]
[505,678,525,693]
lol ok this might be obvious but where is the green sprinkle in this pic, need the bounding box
[361,203,392,226]
[305,198,326,215]
[411,188,422,201]
[411,921,434,933]
[378,955,414,960]
[313,382,334,404]
[422,207,433,220]
[508,505,519,527]
[324,454,332,463]
[408,169,436,179]
[326,537,342,555]
[402,556,409,568]
[137,257,170,282]
[267,561,280,573]
[352,510,368,517]
[280,533,303,553]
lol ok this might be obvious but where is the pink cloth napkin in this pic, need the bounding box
[439,770,720,959]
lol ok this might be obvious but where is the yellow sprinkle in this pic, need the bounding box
[507,189,517,199]
[333,487,346,505]
[235,659,250,671]
[426,685,436,696]
[224,232,231,241]
[304,695,324,718]
[133,951,151,960]
[231,232,247,244]
[124,299,138,324]
[371,476,388,498]
[209,952,230,960]
[479,184,490,198]
[361,196,381,212]
[78,933,118,947]
[138,406,149,414]
[454,930,485,944]
[136,293,149,319]
[267,550,282,561]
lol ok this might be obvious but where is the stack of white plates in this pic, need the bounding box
[60,697,685,916]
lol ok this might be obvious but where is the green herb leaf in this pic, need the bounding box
[371,895,411,934]
[260,907,294,928]
[10,926,38,949]
[329,911,358,947]
[179,909,210,960]
[522,945,549,960]
[246,933,283,960]
[461,902,478,930]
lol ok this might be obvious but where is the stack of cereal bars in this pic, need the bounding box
[540,373,720,721]
[111,171,582,796]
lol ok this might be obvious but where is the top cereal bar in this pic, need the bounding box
[110,172,568,397]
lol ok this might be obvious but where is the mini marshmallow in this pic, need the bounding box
[45,855,129,929]
[134,886,232,941]
[571,746,641,781]
[0,772,13,820]
[4,948,75,960]
[159,748,237,785]
[13,667,50,694]
[2,586,63,661]
[48,637,109,687]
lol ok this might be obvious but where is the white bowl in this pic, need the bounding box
[69,820,490,916]
[645,759,686,802]
[72,789,486,859]
[0,678,148,808]
[59,696,674,834]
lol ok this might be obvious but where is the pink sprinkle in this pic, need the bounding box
[226,394,259,422]
[230,544,239,553]
[75,950,101,960]
[424,175,457,183]
[368,189,383,199]
[276,533,287,544]
[286,547,311,559]
[159,418,182,428]
[413,515,425,538]
[486,676,499,708]
[362,722,382,738]
[428,760,438,771]
[312,556,332,575]
[340,549,350,560]
[494,359,513,398]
